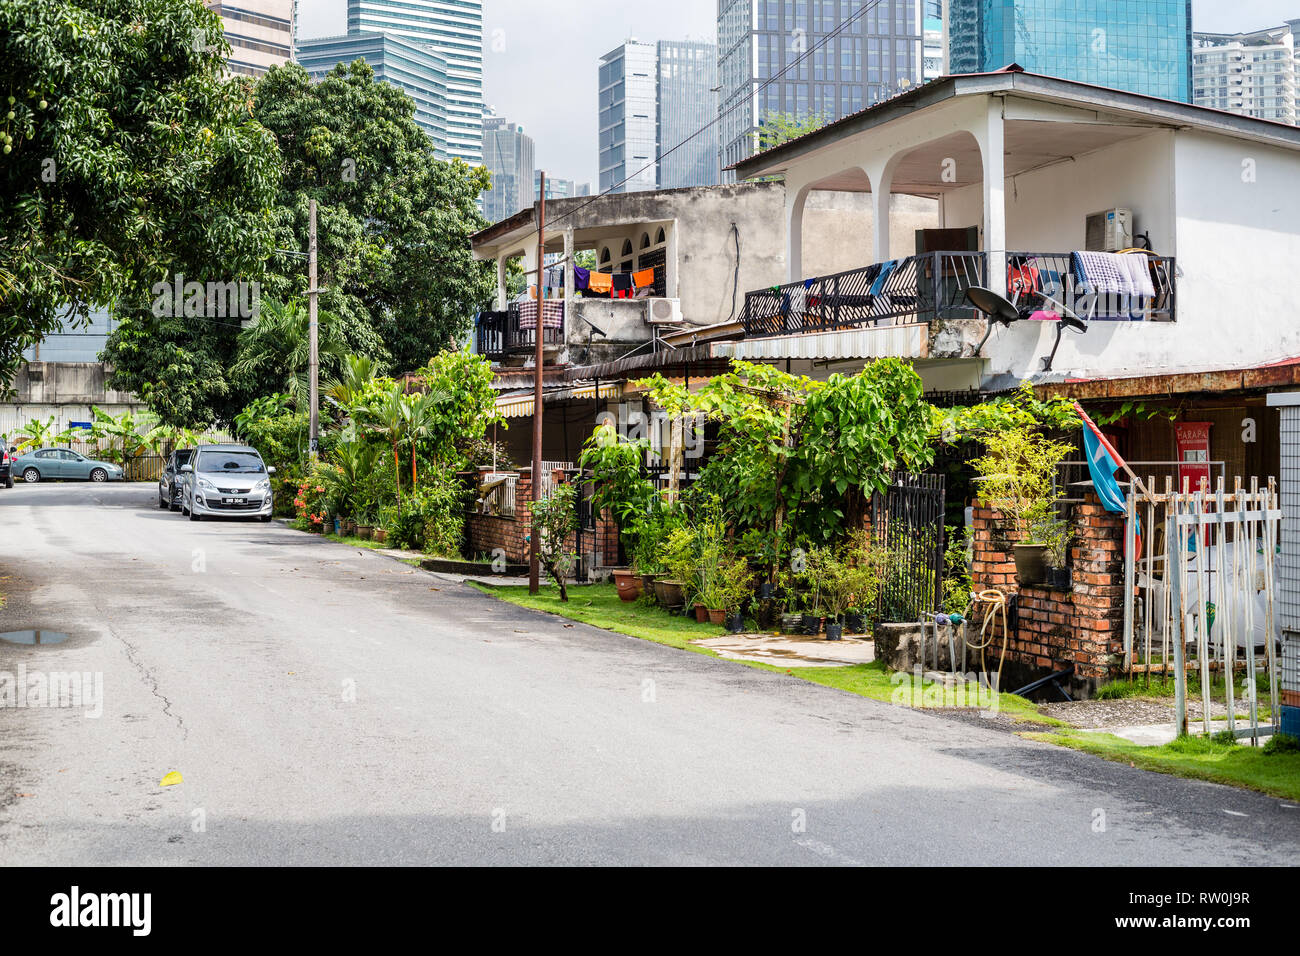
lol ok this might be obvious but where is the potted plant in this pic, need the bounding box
[972,425,1074,587]
[702,553,753,627]
[656,524,696,614]
[1035,508,1074,590]
[356,513,375,540]
[841,532,884,635]
[580,423,657,600]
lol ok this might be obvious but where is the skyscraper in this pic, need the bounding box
[204,0,296,77]
[297,33,454,157]
[481,111,535,224]
[1194,21,1299,126]
[922,0,944,81]
[946,0,1194,102]
[599,39,720,194]
[599,41,661,194]
[346,0,484,164]
[535,173,592,201]
[716,0,924,177]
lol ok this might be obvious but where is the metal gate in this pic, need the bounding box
[872,472,946,623]
[1124,476,1284,741]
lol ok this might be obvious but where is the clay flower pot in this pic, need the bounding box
[707,608,726,626]
[612,569,642,602]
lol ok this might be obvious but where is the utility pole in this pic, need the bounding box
[529,174,546,594]
[308,198,319,459]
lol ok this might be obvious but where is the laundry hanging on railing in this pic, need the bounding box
[1071,251,1156,298]
[515,300,564,331]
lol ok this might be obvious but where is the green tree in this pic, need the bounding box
[252,61,496,373]
[2,0,281,395]
[757,110,827,151]
[229,299,355,412]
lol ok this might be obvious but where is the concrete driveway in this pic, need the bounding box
[0,482,1296,865]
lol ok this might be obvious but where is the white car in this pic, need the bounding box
[181,444,276,522]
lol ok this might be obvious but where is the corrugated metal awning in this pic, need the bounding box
[497,381,624,419]
[712,324,929,362]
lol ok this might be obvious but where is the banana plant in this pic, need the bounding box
[15,416,56,452]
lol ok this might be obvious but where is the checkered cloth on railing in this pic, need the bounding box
[516,301,564,331]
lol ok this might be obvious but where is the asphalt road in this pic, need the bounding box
[0,482,1296,866]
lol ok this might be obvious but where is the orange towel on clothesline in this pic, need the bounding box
[632,268,656,289]
[586,271,613,293]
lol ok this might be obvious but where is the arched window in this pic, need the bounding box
[600,247,611,264]
[655,227,666,245]
[640,232,651,249]
[621,239,634,257]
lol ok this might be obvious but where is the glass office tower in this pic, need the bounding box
[717,0,924,178]
[946,0,1193,103]
[347,0,483,163]
[297,33,454,158]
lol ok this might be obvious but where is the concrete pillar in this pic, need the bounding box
[976,99,1007,298]
[786,184,810,283]
[496,254,508,309]
[865,161,897,264]
[666,222,680,298]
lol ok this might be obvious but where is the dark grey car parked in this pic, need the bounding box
[157,448,194,511]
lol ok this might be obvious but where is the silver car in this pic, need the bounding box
[180,444,275,522]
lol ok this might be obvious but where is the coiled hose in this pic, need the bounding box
[964,589,1011,687]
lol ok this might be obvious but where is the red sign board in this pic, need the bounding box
[1175,422,1213,492]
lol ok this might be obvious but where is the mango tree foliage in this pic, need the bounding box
[1,0,281,395]
[252,61,496,373]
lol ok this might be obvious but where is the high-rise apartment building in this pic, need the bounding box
[1194,21,1299,126]
[716,0,924,177]
[346,0,484,164]
[204,1,296,77]
[922,0,944,81]
[599,39,720,194]
[481,111,535,224]
[946,0,1193,102]
[297,33,454,157]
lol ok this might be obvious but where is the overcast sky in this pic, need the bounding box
[297,0,1300,185]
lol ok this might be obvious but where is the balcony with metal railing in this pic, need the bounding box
[475,301,566,363]
[739,251,1177,339]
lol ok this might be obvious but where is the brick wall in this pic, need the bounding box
[465,470,619,567]
[971,492,1126,685]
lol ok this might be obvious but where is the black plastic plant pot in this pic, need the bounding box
[758,581,775,600]
[781,612,803,635]
[825,622,844,642]
[843,612,866,635]
[726,612,746,634]
[801,614,822,636]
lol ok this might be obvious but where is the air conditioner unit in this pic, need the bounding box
[647,297,683,326]
[1085,208,1133,252]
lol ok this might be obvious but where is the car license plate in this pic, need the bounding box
[224,497,246,504]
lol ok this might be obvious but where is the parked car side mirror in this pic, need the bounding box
[180,464,193,473]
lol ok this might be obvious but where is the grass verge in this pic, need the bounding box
[1025,729,1300,801]
[474,582,1066,727]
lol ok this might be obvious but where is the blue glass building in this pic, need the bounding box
[946,0,1194,103]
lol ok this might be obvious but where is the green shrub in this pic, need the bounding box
[1263,733,1300,755]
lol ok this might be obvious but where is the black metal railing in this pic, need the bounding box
[475,302,566,361]
[740,252,986,337]
[873,472,947,624]
[1006,252,1176,322]
[740,250,1178,337]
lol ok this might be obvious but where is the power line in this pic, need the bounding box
[541,0,895,234]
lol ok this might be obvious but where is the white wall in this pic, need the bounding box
[945,128,1300,383]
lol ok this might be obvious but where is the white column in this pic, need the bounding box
[868,162,896,264]
[978,99,1007,299]
[786,184,809,283]
[496,254,508,309]
[666,222,680,298]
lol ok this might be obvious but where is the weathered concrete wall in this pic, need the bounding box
[1,362,144,438]
[802,192,941,276]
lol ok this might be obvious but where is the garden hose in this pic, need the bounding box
[963,589,1011,687]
